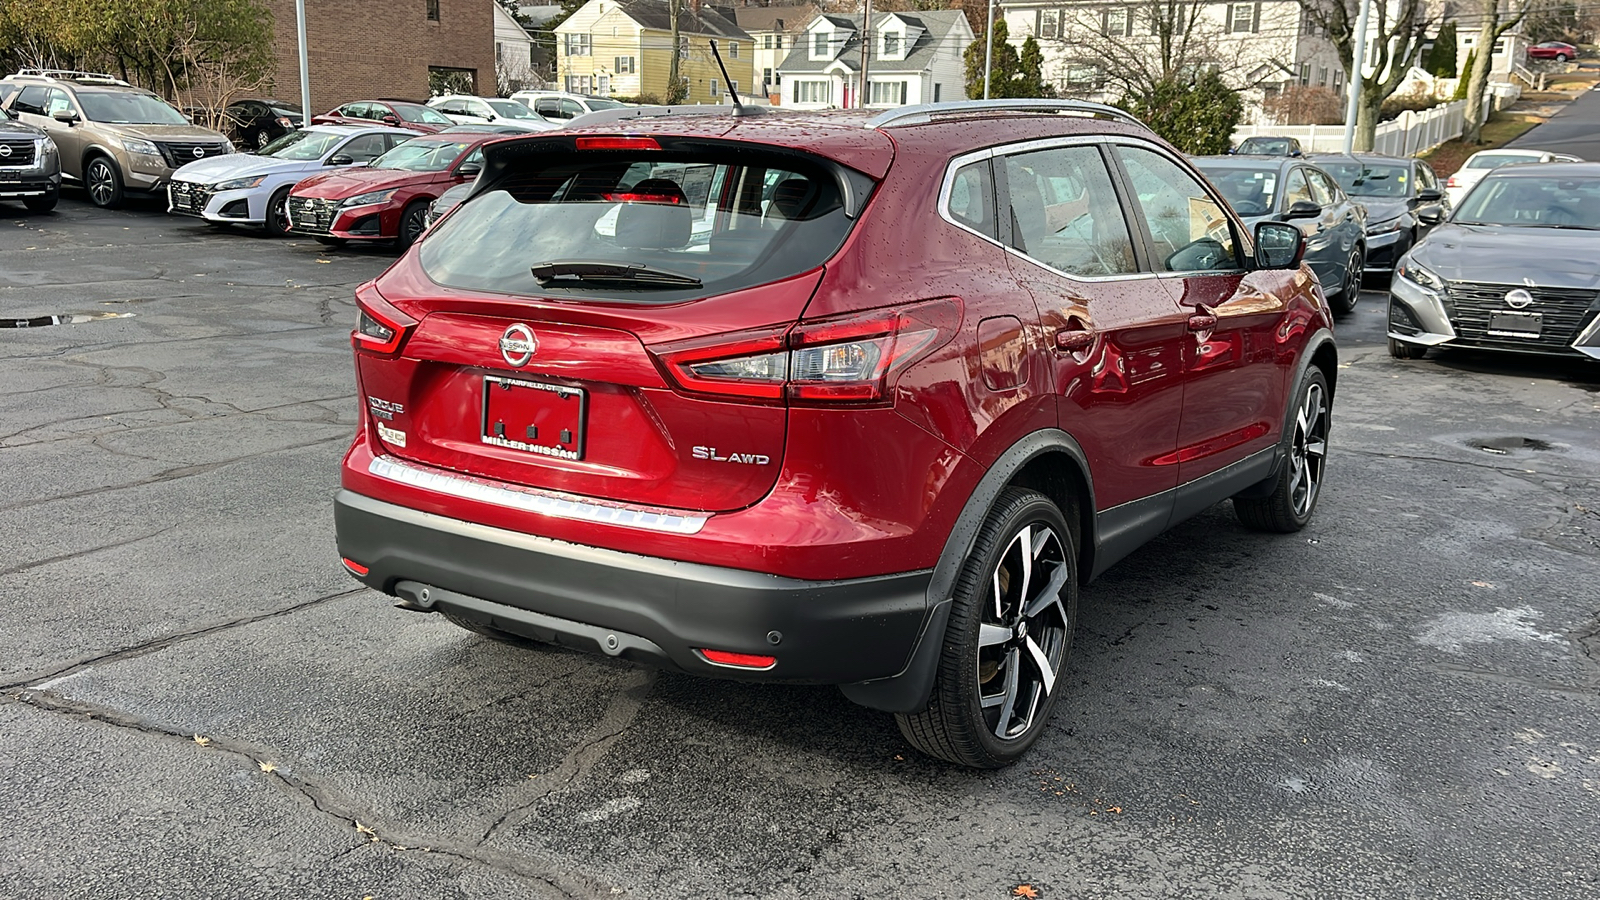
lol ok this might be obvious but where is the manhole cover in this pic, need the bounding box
[1471,436,1554,455]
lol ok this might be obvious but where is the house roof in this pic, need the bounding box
[611,0,752,39]
[733,4,817,34]
[778,10,969,74]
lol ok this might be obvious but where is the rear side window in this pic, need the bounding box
[1001,145,1136,277]
[419,149,858,302]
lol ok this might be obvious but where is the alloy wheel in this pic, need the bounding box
[87,160,116,206]
[976,522,1070,740]
[1287,380,1329,518]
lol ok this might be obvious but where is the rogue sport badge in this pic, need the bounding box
[499,323,537,367]
[1504,289,1535,309]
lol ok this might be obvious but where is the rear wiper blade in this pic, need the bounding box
[530,261,702,287]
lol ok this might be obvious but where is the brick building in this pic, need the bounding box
[262,0,495,112]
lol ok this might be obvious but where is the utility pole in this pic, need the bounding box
[1342,0,1372,153]
[668,0,682,103]
[295,0,310,126]
[858,0,872,108]
[982,0,995,99]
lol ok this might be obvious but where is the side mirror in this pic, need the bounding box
[486,113,496,121]
[381,114,400,125]
[1416,187,1443,202]
[1417,208,1444,225]
[1254,221,1305,269]
[328,154,354,165]
[456,163,482,178]
[51,109,80,125]
[1282,199,1322,220]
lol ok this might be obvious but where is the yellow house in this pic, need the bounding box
[553,0,755,104]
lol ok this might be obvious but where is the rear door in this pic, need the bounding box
[994,140,1186,512]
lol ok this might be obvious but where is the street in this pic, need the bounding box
[2,182,1598,898]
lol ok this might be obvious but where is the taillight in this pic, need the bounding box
[1445,175,1459,188]
[352,281,417,356]
[275,116,294,128]
[654,298,961,405]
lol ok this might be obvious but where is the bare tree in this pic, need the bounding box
[1462,0,1530,142]
[1299,0,1430,150]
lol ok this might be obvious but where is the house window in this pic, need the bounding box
[496,42,504,64]
[933,83,941,102]
[1065,62,1100,87]
[426,0,439,21]
[775,35,783,49]
[794,80,830,103]
[868,80,907,105]
[565,75,592,94]
[763,67,773,89]
[679,36,689,59]
[597,75,611,95]
[1227,2,1258,33]
[1298,62,1310,85]
[565,34,591,56]
[764,34,773,49]
[1333,69,1344,89]
[729,42,739,58]
[1152,7,1185,35]
[1103,7,1132,37]
[812,31,828,57]
[1039,9,1059,39]
[1317,65,1327,86]
[883,32,900,56]
[615,56,635,74]
[711,79,720,97]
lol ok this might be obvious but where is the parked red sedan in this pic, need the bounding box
[311,100,454,134]
[285,134,493,248]
[1527,41,1579,62]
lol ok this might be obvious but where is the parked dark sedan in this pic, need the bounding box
[224,98,303,150]
[1193,154,1368,311]
[1388,162,1600,361]
[1310,152,1449,273]
[1233,136,1304,157]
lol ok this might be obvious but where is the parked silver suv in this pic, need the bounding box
[0,102,59,212]
[2,70,232,208]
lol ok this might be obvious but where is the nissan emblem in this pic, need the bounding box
[193,146,205,158]
[1504,289,1534,309]
[0,145,11,158]
[499,324,537,367]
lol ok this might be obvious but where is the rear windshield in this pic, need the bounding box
[1194,164,1278,216]
[1319,162,1411,197]
[419,149,856,302]
[1465,153,1541,171]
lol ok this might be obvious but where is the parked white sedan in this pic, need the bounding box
[426,94,558,129]
[1444,147,1584,205]
[167,124,414,235]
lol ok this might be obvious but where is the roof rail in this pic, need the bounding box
[865,99,1143,130]
[13,68,131,86]
[566,104,766,128]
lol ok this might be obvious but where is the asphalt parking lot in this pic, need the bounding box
[2,193,1598,899]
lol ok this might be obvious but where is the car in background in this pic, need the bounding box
[1444,148,1583,204]
[1232,136,1305,157]
[507,90,627,122]
[223,98,303,150]
[311,100,453,134]
[1310,152,1449,273]
[334,101,1337,769]
[2,70,232,208]
[1527,41,1579,62]
[0,103,61,212]
[167,124,413,235]
[436,122,559,135]
[1192,154,1367,311]
[427,94,555,128]
[1388,161,1600,362]
[285,133,493,248]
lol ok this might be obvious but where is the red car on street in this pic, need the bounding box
[311,99,454,134]
[335,101,1337,768]
[285,134,494,247]
[1526,41,1579,62]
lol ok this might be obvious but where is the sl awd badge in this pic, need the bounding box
[499,323,537,367]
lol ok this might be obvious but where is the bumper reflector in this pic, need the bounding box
[341,557,370,576]
[700,649,777,670]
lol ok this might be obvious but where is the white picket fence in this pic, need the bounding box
[1231,99,1486,157]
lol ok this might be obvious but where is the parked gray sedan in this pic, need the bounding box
[1192,155,1368,312]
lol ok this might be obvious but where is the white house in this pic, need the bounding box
[734,5,818,102]
[776,10,974,110]
[494,2,542,92]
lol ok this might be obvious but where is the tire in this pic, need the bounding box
[24,187,58,213]
[396,200,428,250]
[1555,53,1569,63]
[254,129,271,150]
[1388,337,1428,360]
[314,235,345,246]
[896,487,1078,769]
[1330,245,1363,314]
[263,186,291,237]
[1234,367,1330,533]
[440,609,544,649]
[84,155,124,209]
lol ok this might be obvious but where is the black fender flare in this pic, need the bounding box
[840,428,1095,713]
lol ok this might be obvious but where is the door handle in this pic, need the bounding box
[1055,323,1095,351]
[1187,313,1217,332]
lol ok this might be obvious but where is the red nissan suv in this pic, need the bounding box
[335,101,1337,768]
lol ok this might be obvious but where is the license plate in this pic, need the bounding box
[1488,312,1542,338]
[482,375,586,461]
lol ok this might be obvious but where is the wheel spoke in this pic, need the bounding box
[1288,454,1305,497]
[992,570,1004,619]
[1306,438,1328,458]
[1015,527,1032,613]
[1023,635,1057,695]
[978,623,1013,647]
[1024,564,1069,619]
[993,648,1020,738]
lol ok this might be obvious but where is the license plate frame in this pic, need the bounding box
[1487,311,1542,338]
[0,170,20,183]
[481,374,587,461]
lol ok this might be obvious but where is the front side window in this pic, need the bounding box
[396,104,452,125]
[1306,169,1339,206]
[372,139,474,172]
[1283,169,1315,207]
[338,133,390,163]
[260,129,344,160]
[1115,145,1240,273]
[1002,145,1137,277]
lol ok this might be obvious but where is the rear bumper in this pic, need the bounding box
[335,489,936,684]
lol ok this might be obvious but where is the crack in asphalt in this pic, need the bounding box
[1,587,366,692]
[1427,662,1600,698]
[1,393,357,449]
[0,524,177,580]
[476,670,656,848]
[4,688,626,899]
